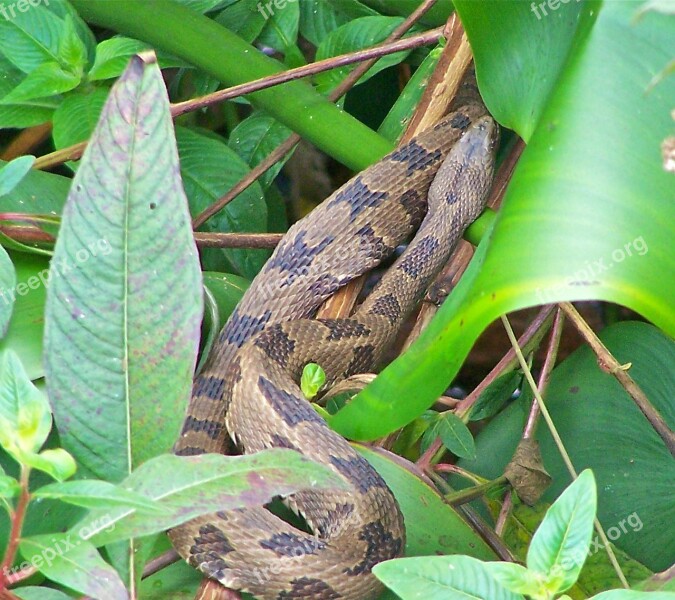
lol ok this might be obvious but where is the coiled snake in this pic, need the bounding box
[170,92,498,599]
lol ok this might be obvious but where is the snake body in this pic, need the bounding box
[170,99,497,599]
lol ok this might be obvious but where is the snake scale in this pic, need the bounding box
[169,85,498,599]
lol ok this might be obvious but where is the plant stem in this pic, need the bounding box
[0,468,30,589]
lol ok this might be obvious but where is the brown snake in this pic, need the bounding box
[169,92,498,599]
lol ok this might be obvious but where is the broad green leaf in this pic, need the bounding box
[0,253,49,379]
[19,534,128,600]
[329,0,675,441]
[214,0,266,43]
[257,0,300,55]
[301,362,326,399]
[0,247,16,335]
[43,57,203,482]
[298,0,378,45]
[227,111,294,189]
[87,36,148,81]
[314,16,410,93]
[0,159,70,216]
[2,61,81,103]
[19,447,76,482]
[176,126,268,278]
[592,593,675,600]
[0,155,36,197]
[0,472,20,498]
[34,479,166,512]
[56,15,87,74]
[374,555,524,600]
[356,446,495,563]
[73,450,347,546]
[459,321,674,572]
[14,587,76,600]
[0,350,51,457]
[202,271,249,321]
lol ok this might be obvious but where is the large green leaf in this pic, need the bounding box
[0,246,16,335]
[43,57,203,482]
[457,321,675,572]
[329,0,674,440]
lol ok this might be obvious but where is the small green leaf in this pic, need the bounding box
[13,587,75,600]
[0,350,52,458]
[591,592,675,600]
[374,555,524,600]
[470,370,521,421]
[20,448,77,482]
[3,62,81,103]
[19,534,128,600]
[527,470,597,593]
[0,155,35,197]
[422,412,476,460]
[301,363,326,399]
[0,247,17,336]
[33,480,166,513]
[57,15,87,74]
[88,37,149,81]
[0,473,20,499]
[484,561,548,597]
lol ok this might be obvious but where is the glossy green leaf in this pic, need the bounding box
[43,57,203,482]
[0,253,49,379]
[470,370,521,421]
[73,450,347,546]
[20,447,77,482]
[301,362,326,399]
[214,0,266,43]
[3,61,81,104]
[374,555,524,600]
[356,446,495,561]
[33,479,166,512]
[0,155,36,197]
[528,470,597,593]
[52,87,109,160]
[227,111,294,190]
[19,534,128,600]
[0,350,51,457]
[592,592,675,600]
[202,272,249,321]
[330,0,675,442]
[0,159,70,217]
[257,0,300,55]
[315,16,409,93]
[0,471,20,498]
[57,14,88,72]
[13,588,74,600]
[0,247,16,336]
[87,36,148,81]
[423,411,476,460]
[298,0,377,46]
[176,126,268,279]
[483,562,545,597]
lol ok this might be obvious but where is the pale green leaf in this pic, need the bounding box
[301,362,326,399]
[0,155,36,197]
[2,61,80,103]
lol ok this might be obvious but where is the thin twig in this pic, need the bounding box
[558,302,674,457]
[142,549,180,579]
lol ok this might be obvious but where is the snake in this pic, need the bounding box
[169,85,498,599]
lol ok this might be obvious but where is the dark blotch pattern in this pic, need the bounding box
[329,455,387,494]
[344,521,402,576]
[355,223,393,261]
[258,375,323,427]
[366,293,401,326]
[222,308,272,348]
[190,524,235,557]
[192,374,225,401]
[308,273,344,297]
[389,140,441,176]
[270,433,298,450]
[254,325,296,367]
[398,188,425,225]
[450,112,471,130]
[260,532,326,557]
[344,344,376,377]
[181,415,223,441]
[269,231,335,284]
[277,577,341,599]
[397,236,440,279]
[327,176,389,223]
[319,319,370,341]
[174,446,204,457]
